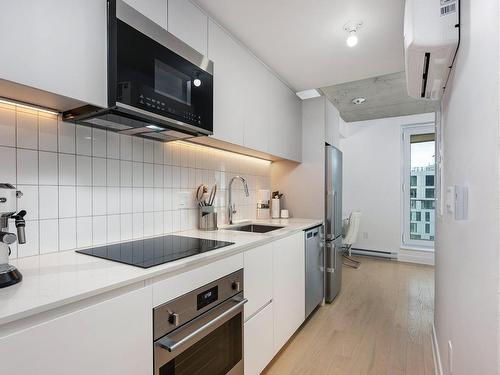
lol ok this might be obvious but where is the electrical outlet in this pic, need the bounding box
[362,231,368,240]
[448,340,453,373]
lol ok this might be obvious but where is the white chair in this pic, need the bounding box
[342,211,362,268]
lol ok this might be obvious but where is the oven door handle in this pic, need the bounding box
[156,296,248,353]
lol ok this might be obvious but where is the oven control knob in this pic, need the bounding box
[232,281,241,292]
[168,313,180,326]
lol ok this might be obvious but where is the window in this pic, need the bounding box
[402,125,435,249]
[426,175,434,186]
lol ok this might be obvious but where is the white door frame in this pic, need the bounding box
[401,122,436,251]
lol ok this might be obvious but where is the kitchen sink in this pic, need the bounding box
[223,224,284,233]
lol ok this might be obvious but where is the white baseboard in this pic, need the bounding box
[398,248,435,265]
[432,323,443,375]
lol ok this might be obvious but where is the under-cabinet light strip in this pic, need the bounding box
[0,97,59,116]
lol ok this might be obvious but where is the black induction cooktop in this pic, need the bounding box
[76,235,234,268]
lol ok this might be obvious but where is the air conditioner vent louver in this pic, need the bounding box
[404,0,459,101]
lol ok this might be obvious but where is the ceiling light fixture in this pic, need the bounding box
[344,21,363,48]
[146,124,166,131]
[352,97,366,105]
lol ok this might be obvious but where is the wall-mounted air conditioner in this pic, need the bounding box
[404,0,459,101]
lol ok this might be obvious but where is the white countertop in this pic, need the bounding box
[0,218,322,326]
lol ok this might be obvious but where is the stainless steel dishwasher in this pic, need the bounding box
[305,225,324,318]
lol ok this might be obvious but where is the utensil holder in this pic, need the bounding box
[199,206,218,231]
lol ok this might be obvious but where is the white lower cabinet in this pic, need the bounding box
[244,302,274,375]
[0,286,152,375]
[272,232,306,353]
[244,242,273,321]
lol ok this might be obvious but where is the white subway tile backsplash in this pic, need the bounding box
[76,187,92,217]
[92,128,107,158]
[76,217,92,248]
[17,185,38,220]
[144,212,154,237]
[132,187,144,213]
[107,214,121,243]
[92,157,107,186]
[59,154,76,185]
[132,162,144,187]
[39,186,58,219]
[16,109,38,150]
[132,137,144,162]
[1,101,271,259]
[76,125,92,156]
[39,219,59,254]
[59,186,76,218]
[106,131,120,159]
[38,114,58,152]
[92,216,107,245]
[58,121,76,154]
[120,214,133,240]
[17,149,38,185]
[120,160,133,187]
[106,159,120,187]
[144,140,154,163]
[0,146,16,184]
[39,151,58,185]
[120,187,133,214]
[92,187,107,216]
[144,163,154,188]
[132,212,144,239]
[107,187,121,215]
[0,104,16,147]
[60,218,77,250]
[120,134,132,160]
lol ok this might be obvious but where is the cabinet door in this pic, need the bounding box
[0,0,107,107]
[273,232,305,353]
[123,0,167,29]
[244,302,274,375]
[168,0,208,55]
[0,287,152,375]
[244,242,273,321]
[208,20,245,146]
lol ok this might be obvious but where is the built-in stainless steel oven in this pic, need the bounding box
[153,270,246,375]
[64,0,213,142]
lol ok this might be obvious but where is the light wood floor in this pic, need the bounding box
[263,257,435,375]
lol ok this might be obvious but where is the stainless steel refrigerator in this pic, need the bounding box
[325,145,343,303]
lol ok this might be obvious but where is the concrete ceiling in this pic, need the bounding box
[194,0,405,91]
[320,72,438,122]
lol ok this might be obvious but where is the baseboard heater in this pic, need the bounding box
[350,248,397,260]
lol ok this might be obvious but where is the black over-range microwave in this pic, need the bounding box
[63,0,213,142]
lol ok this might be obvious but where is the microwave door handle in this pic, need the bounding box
[156,297,248,353]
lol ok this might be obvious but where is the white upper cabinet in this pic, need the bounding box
[208,20,246,145]
[124,0,168,29]
[0,0,107,108]
[168,0,208,55]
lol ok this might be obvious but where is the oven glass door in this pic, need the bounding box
[158,313,242,375]
[116,20,213,133]
[154,295,246,375]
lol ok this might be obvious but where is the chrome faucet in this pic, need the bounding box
[228,176,249,224]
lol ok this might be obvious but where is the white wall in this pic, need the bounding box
[0,101,271,259]
[435,1,499,374]
[340,113,434,256]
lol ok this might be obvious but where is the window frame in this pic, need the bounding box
[401,123,435,251]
